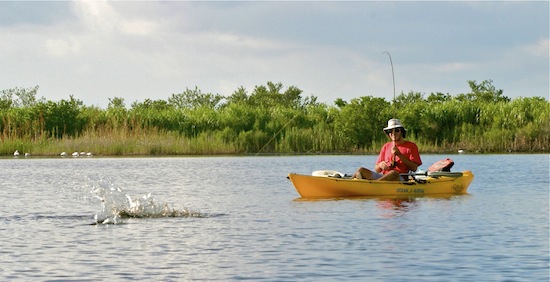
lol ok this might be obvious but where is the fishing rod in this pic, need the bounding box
[382,51,396,118]
[383,51,397,168]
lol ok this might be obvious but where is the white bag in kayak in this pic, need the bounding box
[312,170,346,178]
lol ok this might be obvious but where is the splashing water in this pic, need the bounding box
[83,176,204,225]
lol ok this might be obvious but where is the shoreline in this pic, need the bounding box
[3,150,548,159]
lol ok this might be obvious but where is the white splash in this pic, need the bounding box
[86,176,203,225]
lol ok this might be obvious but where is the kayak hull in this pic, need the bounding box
[288,170,474,198]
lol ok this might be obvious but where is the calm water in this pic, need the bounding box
[0,154,548,281]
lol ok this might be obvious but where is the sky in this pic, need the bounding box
[0,1,548,108]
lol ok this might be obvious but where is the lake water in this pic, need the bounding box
[0,154,548,281]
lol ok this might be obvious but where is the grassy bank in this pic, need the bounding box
[0,130,238,157]
[1,81,548,156]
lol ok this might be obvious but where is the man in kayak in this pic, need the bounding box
[353,119,422,181]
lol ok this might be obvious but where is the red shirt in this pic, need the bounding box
[376,141,422,174]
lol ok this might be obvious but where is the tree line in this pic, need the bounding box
[0,80,548,156]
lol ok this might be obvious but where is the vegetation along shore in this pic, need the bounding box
[1,80,548,157]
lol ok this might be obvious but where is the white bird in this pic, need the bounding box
[13,150,20,156]
[72,152,79,157]
[86,152,93,157]
[24,153,30,157]
[60,152,67,156]
[458,149,465,154]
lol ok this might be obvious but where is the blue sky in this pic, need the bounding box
[0,1,548,108]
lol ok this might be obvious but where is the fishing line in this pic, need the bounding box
[256,113,300,155]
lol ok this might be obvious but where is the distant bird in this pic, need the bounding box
[86,152,93,157]
[60,152,67,157]
[24,153,30,157]
[72,152,79,157]
[13,150,20,156]
[458,149,465,154]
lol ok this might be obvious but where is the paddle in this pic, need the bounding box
[311,170,463,180]
[402,171,463,178]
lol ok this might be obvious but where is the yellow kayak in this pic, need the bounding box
[287,170,474,198]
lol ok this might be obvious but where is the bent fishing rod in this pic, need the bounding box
[382,51,396,118]
[383,51,397,168]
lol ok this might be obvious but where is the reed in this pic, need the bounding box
[1,125,547,157]
[0,129,238,156]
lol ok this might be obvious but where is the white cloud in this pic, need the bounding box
[45,38,82,57]
[432,62,476,73]
[525,38,550,58]
[73,0,117,33]
[73,0,158,36]
[120,19,157,36]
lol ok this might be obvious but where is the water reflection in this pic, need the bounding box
[294,194,468,218]
[293,194,459,202]
[376,197,419,218]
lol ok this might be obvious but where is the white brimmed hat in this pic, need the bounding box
[383,118,407,131]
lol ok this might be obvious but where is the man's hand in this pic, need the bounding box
[378,161,391,171]
[391,144,401,157]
